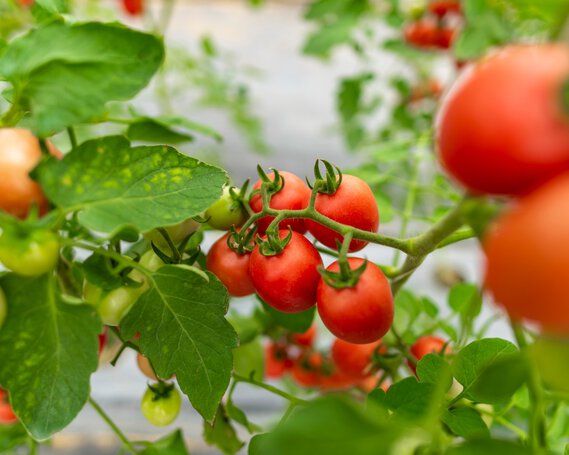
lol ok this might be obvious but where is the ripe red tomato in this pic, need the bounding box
[249,230,322,313]
[410,336,449,361]
[428,0,461,18]
[0,128,61,218]
[317,258,393,344]
[484,173,569,333]
[249,171,310,235]
[331,338,384,379]
[291,352,322,387]
[122,0,144,16]
[206,233,255,297]
[434,27,456,49]
[404,20,438,48]
[306,175,379,252]
[98,329,107,357]
[357,375,390,393]
[264,343,292,379]
[290,323,317,347]
[0,390,16,425]
[437,44,569,196]
[319,369,356,391]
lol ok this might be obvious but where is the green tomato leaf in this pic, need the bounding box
[203,405,244,455]
[37,136,227,235]
[260,299,315,333]
[385,377,438,420]
[249,396,398,455]
[442,407,489,440]
[302,17,358,57]
[532,335,569,393]
[416,354,453,391]
[469,353,527,404]
[0,21,164,136]
[31,0,69,23]
[445,438,534,455]
[0,274,101,440]
[121,265,238,422]
[0,423,29,453]
[126,115,223,144]
[226,398,262,434]
[452,338,518,402]
[140,429,190,455]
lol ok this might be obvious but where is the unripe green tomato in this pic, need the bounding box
[141,385,182,427]
[205,186,246,230]
[129,250,165,292]
[83,281,104,305]
[0,287,6,330]
[97,286,142,326]
[0,229,59,276]
[143,218,200,249]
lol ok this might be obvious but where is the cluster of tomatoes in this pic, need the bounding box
[206,169,394,345]
[264,323,450,393]
[403,0,461,51]
[436,43,569,335]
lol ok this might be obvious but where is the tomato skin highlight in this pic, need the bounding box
[250,171,311,235]
[331,338,384,379]
[437,44,569,196]
[307,175,379,252]
[206,233,255,297]
[0,128,60,218]
[249,231,323,313]
[141,385,181,427]
[484,173,569,334]
[317,258,393,344]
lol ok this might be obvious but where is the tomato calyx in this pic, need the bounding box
[319,256,368,289]
[146,380,176,401]
[255,227,293,256]
[251,165,285,199]
[227,226,257,254]
[308,159,343,195]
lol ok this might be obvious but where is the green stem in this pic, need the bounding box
[67,127,77,150]
[435,227,475,249]
[232,373,309,406]
[390,198,467,295]
[89,397,139,454]
[511,321,547,452]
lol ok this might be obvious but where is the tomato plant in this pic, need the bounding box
[0,1,568,454]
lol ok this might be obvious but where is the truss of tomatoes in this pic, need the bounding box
[206,169,393,346]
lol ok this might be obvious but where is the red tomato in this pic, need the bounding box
[437,44,569,196]
[122,0,144,16]
[331,338,384,379]
[404,20,439,48]
[484,173,569,333]
[249,171,310,235]
[428,0,461,18]
[206,233,255,297]
[317,258,393,344]
[291,352,322,387]
[319,369,356,391]
[249,231,323,313]
[306,175,379,252]
[0,390,16,425]
[98,329,108,357]
[0,128,61,218]
[290,323,317,347]
[410,336,449,361]
[357,375,390,393]
[265,343,292,379]
[435,27,456,49]
[19,0,34,6]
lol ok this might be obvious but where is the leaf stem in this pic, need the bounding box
[89,397,139,454]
